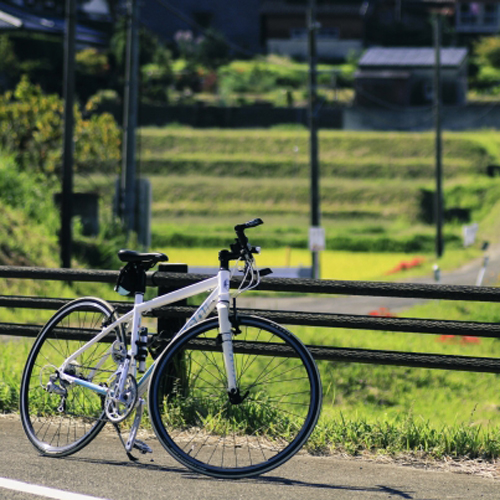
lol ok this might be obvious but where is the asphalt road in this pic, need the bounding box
[3,252,500,499]
[0,417,498,500]
[239,248,500,315]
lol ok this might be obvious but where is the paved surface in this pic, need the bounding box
[3,253,500,498]
[0,417,499,500]
[239,248,500,315]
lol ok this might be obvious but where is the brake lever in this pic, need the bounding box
[259,268,273,277]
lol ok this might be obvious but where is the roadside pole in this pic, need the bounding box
[433,13,444,259]
[308,0,322,279]
[60,0,76,268]
[120,0,140,236]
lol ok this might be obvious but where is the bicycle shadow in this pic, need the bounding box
[59,455,415,499]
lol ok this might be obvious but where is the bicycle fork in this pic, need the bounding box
[217,270,247,404]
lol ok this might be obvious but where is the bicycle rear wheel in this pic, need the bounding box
[148,316,321,479]
[20,297,123,456]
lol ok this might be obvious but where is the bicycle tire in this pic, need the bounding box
[20,297,123,456]
[148,315,322,479]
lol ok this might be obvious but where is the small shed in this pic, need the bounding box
[355,47,468,107]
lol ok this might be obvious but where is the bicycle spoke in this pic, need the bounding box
[150,316,321,478]
[21,298,119,456]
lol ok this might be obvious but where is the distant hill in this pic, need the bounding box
[125,127,500,252]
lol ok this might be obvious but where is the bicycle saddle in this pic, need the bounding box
[118,250,169,264]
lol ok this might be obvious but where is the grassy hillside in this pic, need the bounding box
[0,153,59,268]
[112,127,500,254]
[0,153,121,316]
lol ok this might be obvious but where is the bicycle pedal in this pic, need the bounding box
[133,439,153,454]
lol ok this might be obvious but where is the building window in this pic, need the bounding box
[290,27,339,39]
[459,2,480,26]
[484,4,498,26]
[458,2,499,28]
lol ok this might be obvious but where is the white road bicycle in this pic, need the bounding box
[20,219,322,479]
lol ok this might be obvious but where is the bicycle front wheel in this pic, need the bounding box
[20,297,123,456]
[148,316,322,479]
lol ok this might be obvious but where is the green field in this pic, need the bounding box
[7,128,500,459]
[77,127,500,257]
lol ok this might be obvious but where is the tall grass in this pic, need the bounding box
[308,415,500,459]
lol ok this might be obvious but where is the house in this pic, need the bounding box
[455,0,500,34]
[0,0,109,45]
[139,0,261,55]
[354,47,468,107]
[260,0,365,61]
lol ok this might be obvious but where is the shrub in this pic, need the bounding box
[196,29,230,70]
[0,34,19,85]
[0,76,121,176]
[474,36,500,69]
[0,151,59,267]
[76,48,109,76]
[0,152,58,229]
[141,63,172,104]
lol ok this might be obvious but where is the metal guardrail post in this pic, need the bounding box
[150,263,188,359]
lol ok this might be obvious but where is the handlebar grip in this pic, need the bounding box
[234,218,263,232]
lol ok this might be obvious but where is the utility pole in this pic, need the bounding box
[308,0,322,279]
[120,0,140,235]
[433,13,444,258]
[60,0,76,268]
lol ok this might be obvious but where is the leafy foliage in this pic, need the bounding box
[0,152,59,267]
[0,76,121,176]
[471,36,500,93]
[474,36,500,69]
[0,35,19,84]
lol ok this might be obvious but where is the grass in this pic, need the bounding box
[162,246,482,282]
[138,128,495,165]
[308,415,500,459]
[3,281,500,459]
[7,126,500,460]
[75,126,500,256]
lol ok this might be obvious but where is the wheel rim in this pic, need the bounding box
[150,317,321,477]
[21,299,120,455]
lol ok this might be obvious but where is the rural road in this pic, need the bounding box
[3,252,500,499]
[0,416,499,500]
[239,247,500,315]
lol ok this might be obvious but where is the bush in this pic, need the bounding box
[141,63,172,104]
[0,152,60,267]
[474,36,500,69]
[76,48,109,77]
[0,76,121,176]
[196,29,230,70]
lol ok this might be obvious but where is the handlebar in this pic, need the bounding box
[234,218,263,233]
[218,218,264,269]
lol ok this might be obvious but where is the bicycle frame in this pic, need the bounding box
[58,271,232,398]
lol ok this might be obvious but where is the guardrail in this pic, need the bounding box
[2,264,500,374]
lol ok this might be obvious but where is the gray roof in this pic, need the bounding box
[359,48,468,68]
